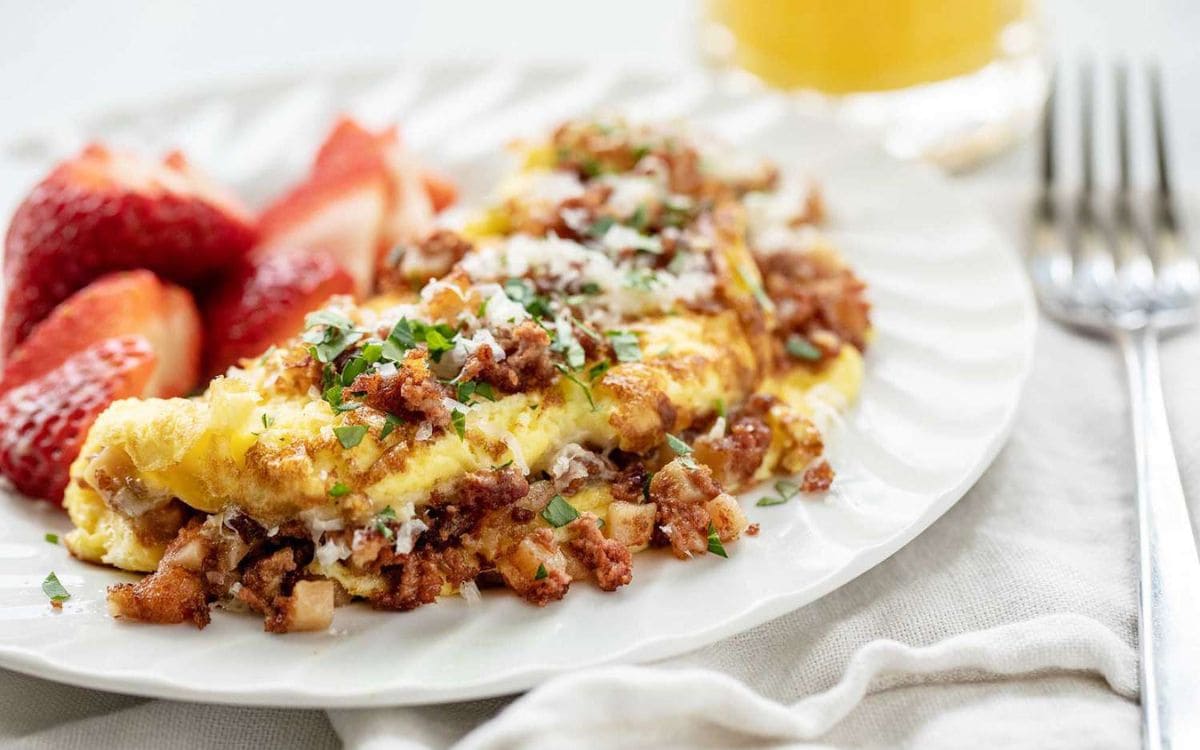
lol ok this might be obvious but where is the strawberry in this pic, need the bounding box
[257,117,437,296]
[2,144,257,354]
[204,251,355,375]
[421,168,459,213]
[0,336,157,502]
[0,270,202,399]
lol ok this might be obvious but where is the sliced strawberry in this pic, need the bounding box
[256,166,387,298]
[0,336,156,502]
[0,270,202,399]
[204,251,355,375]
[257,117,436,296]
[2,144,257,354]
[421,168,459,213]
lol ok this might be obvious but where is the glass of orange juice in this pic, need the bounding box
[700,0,1045,169]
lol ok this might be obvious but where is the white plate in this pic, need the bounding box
[0,61,1035,707]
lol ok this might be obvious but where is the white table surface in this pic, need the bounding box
[1,1,1199,748]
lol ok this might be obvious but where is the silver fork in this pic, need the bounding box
[1032,62,1200,749]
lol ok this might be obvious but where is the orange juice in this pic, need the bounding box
[705,0,1028,94]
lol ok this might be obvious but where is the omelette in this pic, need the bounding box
[64,118,870,632]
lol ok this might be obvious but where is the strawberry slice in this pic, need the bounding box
[421,168,459,213]
[204,251,355,376]
[0,270,202,399]
[0,336,157,502]
[2,144,257,354]
[257,117,438,296]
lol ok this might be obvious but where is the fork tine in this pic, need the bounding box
[1147,63,1199,307]
[1073,60,1116,304]
[1029,65,1073,303]
[1111,61,1155,304]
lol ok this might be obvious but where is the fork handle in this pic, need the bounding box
[1117,325,1200,749]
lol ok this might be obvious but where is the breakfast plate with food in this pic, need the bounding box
[0,62,1034,706]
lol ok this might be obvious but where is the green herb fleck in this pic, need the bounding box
[706,522,728,558]
[375,506,397,539]
[451,409,466,440]
[534,563,548,580]
[44,532,58,545]
[541,495,580,527]
[587,215,616,238]
[665,433,692,456]
[587,360,611,382]
[606,330,642,362]
[261,413,274,430]
[630,204,648,230]
[555,364,595,410]
[329,482,350,498]
[380,413,403,441]
[785,335,822,361]
[334,424,368,449]
[757,479,800,507]
[42,571,70,603]
[714,399,726,419]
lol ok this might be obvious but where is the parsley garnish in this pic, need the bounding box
[534,564,548,580]
[587,360,611,381]
[261,413,274,429]
[503,278,553,319]
[630,204,648,230]
[375,506,397,539]
[785,335,822,361]
[714,399,726,419]
[541,495,580,527]
[579,281,602,295]
[706,522,728,558]
[42,571,70,603]
[555,364,595,410]
[340,353,371,386]
[334,424,368,449]
[587,215,616,238]
[606,330,642,362]
[386,318,458,363]
[665,433,692,456]
[451,409,466,440]
[379,413,403,440]
[329,482,350,498]
[303,310,362,363]
[44,532,58,544]
[757,480,800,507]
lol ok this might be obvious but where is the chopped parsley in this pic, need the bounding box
[579,281,602,295]
[42,571,70,604]
[534,564,548,580]
[379,413,403,440]
[374,506,397,539]
[630,204,648,230]
[451,409,467,440]
[339,353,371,386]
[555,364,595,410]
[606,330,642,362]
[587,360,611,382]
[587,215,616,238]
[785,335,822,361]
[706,522,728,558]
[503,278,553,319]
[455,380,496,404]
[44,532,58,545]
[261,413,274,429]
[541,495,580,527]
[624,268,660,292]
[737,265,774,310]
[757,480,800,507]
[549,323,586,369]
[665,433,692,456]
[329,482,350,498]
[334,424,368,449]
[303,309,362,364]
[714,399,726,419]
[386,318,458,363]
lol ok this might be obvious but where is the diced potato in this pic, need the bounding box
[606,501,657,551]
[282,580,335,632]
[497,530,568,584]
[705,493,748,542]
